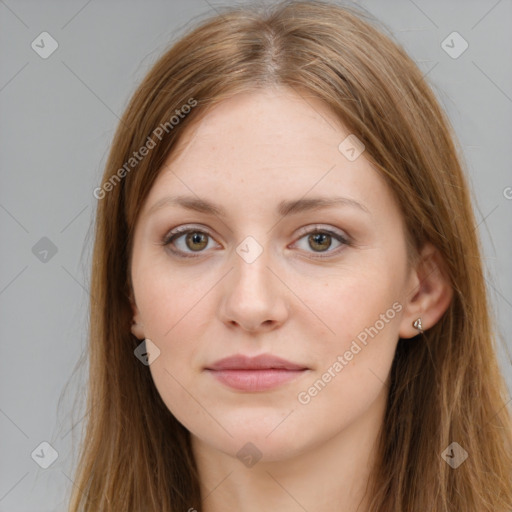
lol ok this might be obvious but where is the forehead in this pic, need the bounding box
[173,87,346,166]
[141,87,397,223]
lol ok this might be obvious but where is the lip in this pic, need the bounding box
[205,354,308,371]
[204,354,309,392]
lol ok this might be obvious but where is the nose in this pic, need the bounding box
[218,244,289,333]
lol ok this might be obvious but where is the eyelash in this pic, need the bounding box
[160,225,351,260]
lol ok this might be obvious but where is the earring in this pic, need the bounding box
[412,318,424,333]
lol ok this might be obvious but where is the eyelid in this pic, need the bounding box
[294,223,349,241]
[162,223,215,241]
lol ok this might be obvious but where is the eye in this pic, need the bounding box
[161,224,351,259]
[161,226,218,258]
[292,226,350,258]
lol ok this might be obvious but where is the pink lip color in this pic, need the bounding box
[206,368,307,391]
[204,353,309,392]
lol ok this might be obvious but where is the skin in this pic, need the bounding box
[130,86,453,512]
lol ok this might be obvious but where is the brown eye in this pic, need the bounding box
[308,232,333,252]
[293,227,350,259]
[163,225,350,260]
[184,232,208,252]
[162,228,217,258]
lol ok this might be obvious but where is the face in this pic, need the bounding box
[129,87,418,462]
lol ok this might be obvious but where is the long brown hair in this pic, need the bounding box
[67,1,512,510]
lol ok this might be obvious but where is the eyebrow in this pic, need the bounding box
[146,194,371,218]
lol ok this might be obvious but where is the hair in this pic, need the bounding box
[67,1,512,510]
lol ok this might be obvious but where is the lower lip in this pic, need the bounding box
[205,369,308,391]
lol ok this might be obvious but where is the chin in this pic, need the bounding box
[193,423,311,464]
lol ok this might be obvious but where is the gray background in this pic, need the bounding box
[1,0,511,510]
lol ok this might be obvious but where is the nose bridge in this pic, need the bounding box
[219,232,288,331]
[232,233,274,295]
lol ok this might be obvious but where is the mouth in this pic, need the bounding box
[204,353,310,392]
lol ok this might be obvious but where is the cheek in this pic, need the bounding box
[132,266,212,404]
[303,261,403,340]
[298,266,403,402]
[139,274,212,432]
[135,261,210,339]
[148,359,222,444]
[294,304,400,434]
[294,356,391,446]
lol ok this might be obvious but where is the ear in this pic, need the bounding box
[399,242,453,339]
[128,287,145,340]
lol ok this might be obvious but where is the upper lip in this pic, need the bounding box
[205,354,308,371]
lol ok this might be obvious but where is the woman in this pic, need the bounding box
[68,1,512,510]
